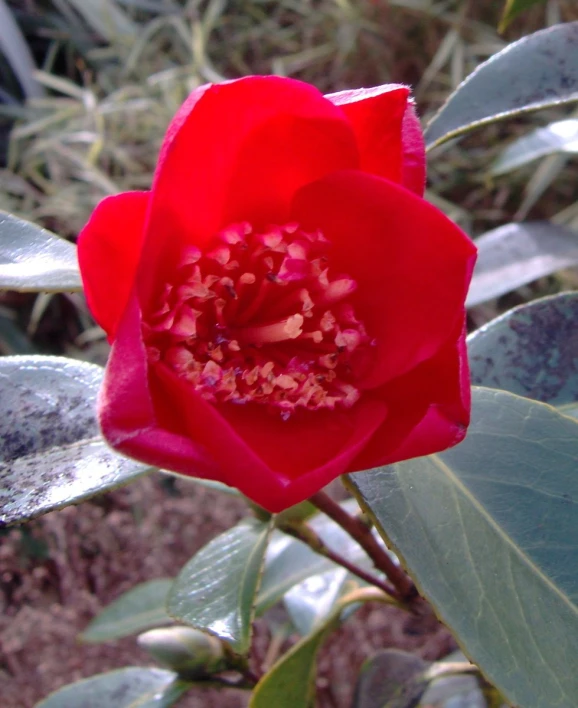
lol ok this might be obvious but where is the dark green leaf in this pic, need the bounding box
[0,356,150,526]
[490,119,578,175]
[352,649,429,708]
[499,0,548,33]
[0,210,81,292]
[82,579,173,643]
[167,518,273,654]
[35,667,190,708]
[348,388,578,708]
[466,222,578,307]
[468,292,578,418]
[425,22,578,150]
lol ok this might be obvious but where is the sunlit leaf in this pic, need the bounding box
[491,119,578,176]
[0,210,81,292]
[82,579,173,643]
[36,667,189,708]
[0,356,151,526]
[348,388,578,708]
[468,292,578,419]
[466,221,578,307]
[167,518,273,654]
[425,22,578,150]
[499,0,548,33]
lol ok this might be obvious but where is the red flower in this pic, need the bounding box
[78,76,476,512]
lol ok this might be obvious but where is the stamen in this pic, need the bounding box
[143,222,372,417]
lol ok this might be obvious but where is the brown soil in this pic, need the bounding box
[1,475,453,708]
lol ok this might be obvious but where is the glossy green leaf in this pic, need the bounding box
[0,356,150,526]
[468,293,578,418]
[425,22,578,150]
[82,579,173,643]
[36,667,190,708]
[491,119,578,176]
[167,518,273,654]
[348,387,578,708]
[499,0,547,33]
[466,222,578,307]
[352,649,429,708]
[0,211,81,292]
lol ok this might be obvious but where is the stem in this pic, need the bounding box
[308,491,418,602]
[279,523,402,603]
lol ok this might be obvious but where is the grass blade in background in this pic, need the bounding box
[466,221,578,306]
[0,0,43,99]
[425,22,578,150]
[59,0,138,43]
[499,0,548,33]
[491,119,578,176]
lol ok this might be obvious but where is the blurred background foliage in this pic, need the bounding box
[0,0,577,356]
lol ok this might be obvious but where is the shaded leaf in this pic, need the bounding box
[491,119,578,175]
[0,210,81,292]
[425,22,578,150]
[352,649,429,708]
[348,387,578,708]
[167,518,273,654]
[499,0,548,33]
[468,292,578,418]
[466,221,578,307]
[0,356,150,526]
[82,579,173,643]
[36,667,189,708]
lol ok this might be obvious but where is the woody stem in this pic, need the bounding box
[308,490,418,602]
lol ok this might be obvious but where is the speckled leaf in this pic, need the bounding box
[466,222,578,307]
[36,667,190,708]
[167,518,273,655]
[425,22,578,150]
[352,650,429,708]
[499,0,547,33]
[0,356,150,526]
[0,210,81,292]
[468,293,578,418]
[348,387,578,708]
[82,579,174,643]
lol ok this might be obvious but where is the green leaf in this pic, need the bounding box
[352,649,429,708]
[466,222,578,307]
[490,119,578,176]
[0,356,150,526]
[0,211,81,292]
[35,667,190,708]
[81,579,173,643]
[468,293,578,419]
[425,22,578,150]
[348,387,578,708]
[167,518,273,654]
[499,0,547,33]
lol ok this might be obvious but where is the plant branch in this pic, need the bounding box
[308,491,418,602]
[278,522,402,603]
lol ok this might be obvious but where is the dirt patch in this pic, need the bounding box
[1,475,453,707]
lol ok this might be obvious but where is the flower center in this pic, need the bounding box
[143,221,373,418]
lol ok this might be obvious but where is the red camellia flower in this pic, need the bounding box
[78,76,476,512]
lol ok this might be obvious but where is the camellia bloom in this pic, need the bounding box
[78,76,476,512]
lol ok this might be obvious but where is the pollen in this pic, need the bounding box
[143,221,373,417]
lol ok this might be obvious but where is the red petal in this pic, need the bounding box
[77,191,149,341]
[291,170,476,389]
[138,76,358,314]
[327,84,426,195]
[99,291,220,477]
[350,324,470,470]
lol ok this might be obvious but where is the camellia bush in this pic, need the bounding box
[1,15,578,708]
